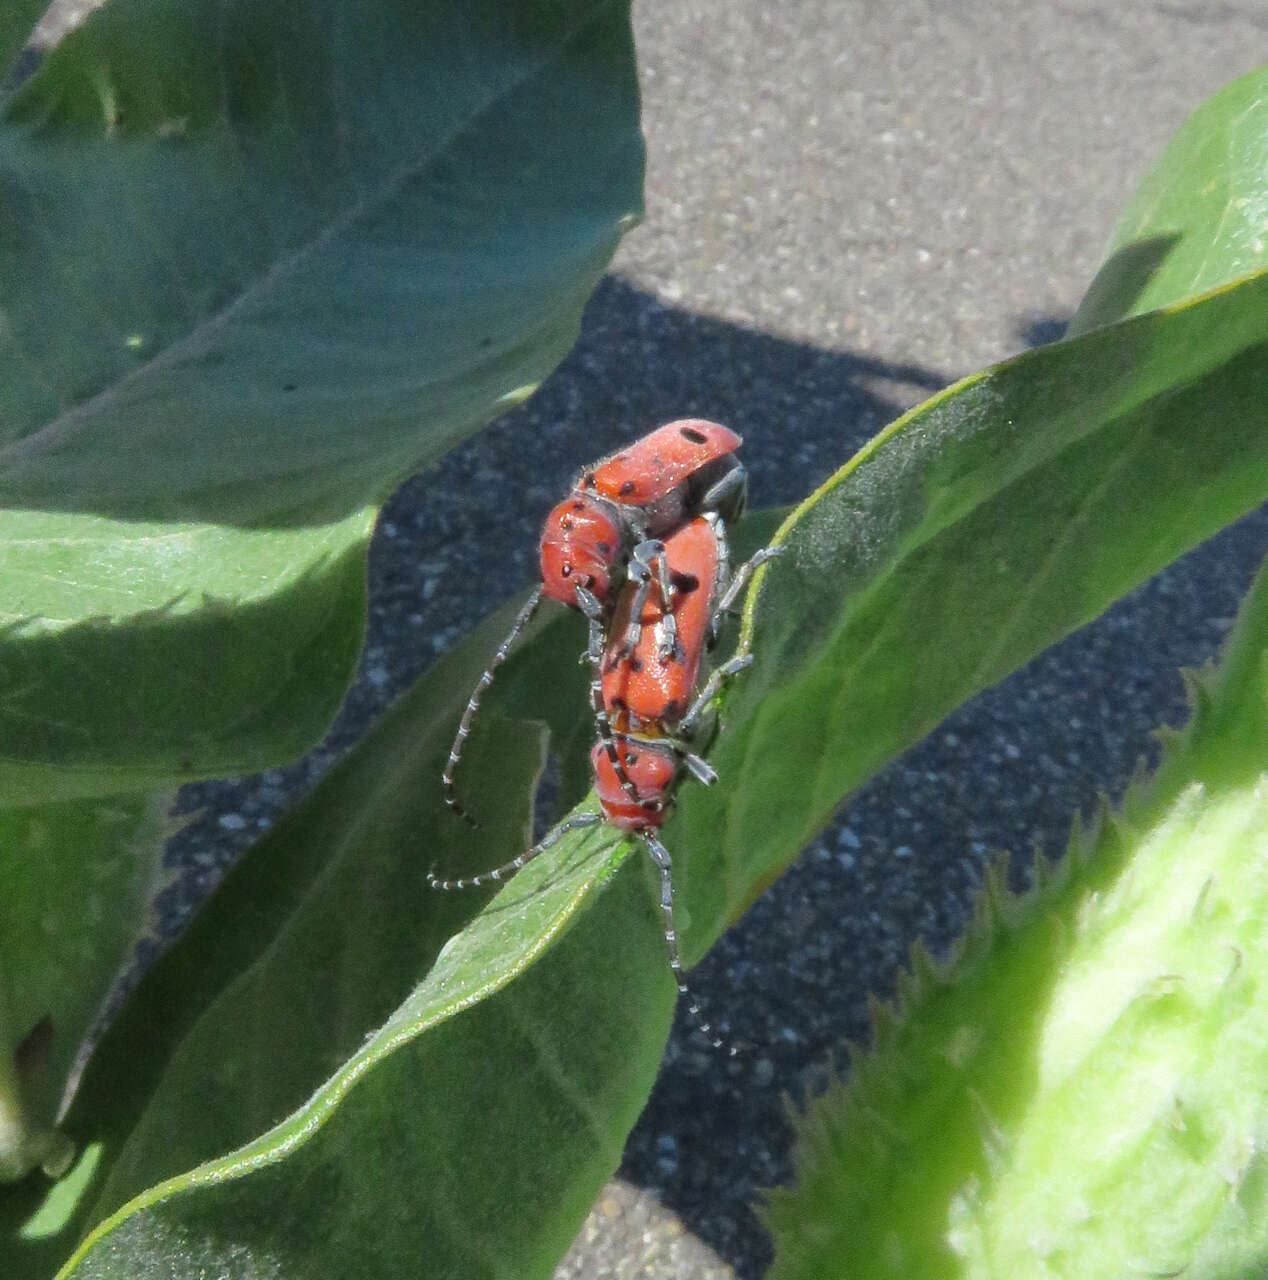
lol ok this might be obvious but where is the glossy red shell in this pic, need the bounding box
[538,494,623,605]
[591,739,676,830]
[588,419,741,507]
[601,517,720,731]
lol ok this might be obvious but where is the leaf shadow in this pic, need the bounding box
[1070,233,1184,333]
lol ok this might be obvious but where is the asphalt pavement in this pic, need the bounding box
[165,2,1268,1276]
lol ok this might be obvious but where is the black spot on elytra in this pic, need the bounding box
[679,425,708,444]
[662,699,682,720]
[596,540,612,555]
[560,517,573,531]
[570,499,587,511]
[670,571,700,594]
[619,479,637,497]
[629,657,644,672]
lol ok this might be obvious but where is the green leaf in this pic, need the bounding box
[1071,64,1268,334]
[0,0,642,802]
[675,267,1268,964]
[764,531,1268,1280]
[0,792,173,1184]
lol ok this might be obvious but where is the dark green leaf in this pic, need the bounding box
[0,0,642,801]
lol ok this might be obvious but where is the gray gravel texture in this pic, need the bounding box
[153,2,1268,1277]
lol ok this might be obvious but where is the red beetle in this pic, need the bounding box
[444,421,747,824]
[591,514,780,805]
[601,515,720,733]
[538,418,744,607]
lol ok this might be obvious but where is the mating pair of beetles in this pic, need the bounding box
[430,420,780,1049]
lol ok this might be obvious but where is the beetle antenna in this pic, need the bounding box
[443,586,544,826]
[641,831,741,1056]
[428,811,601,890]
